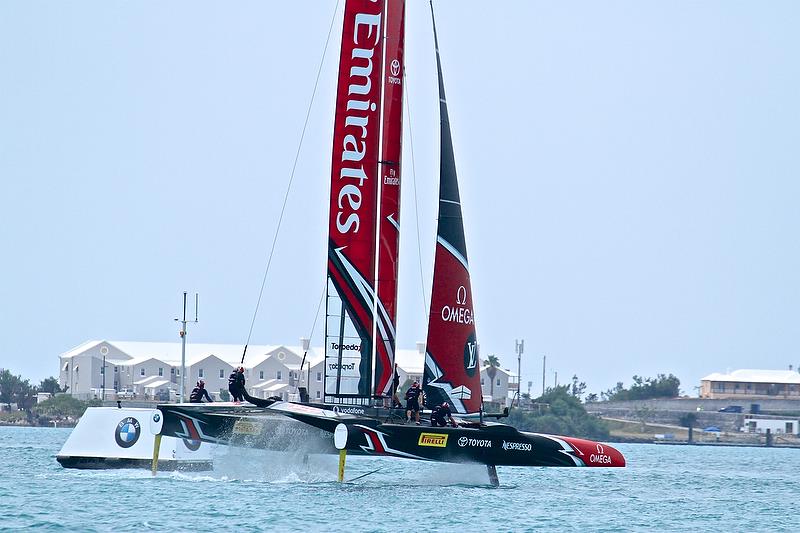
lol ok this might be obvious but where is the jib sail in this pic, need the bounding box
[422,6,483,415]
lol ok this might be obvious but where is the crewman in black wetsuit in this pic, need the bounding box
[391,364,402,408]
[430,402,456,427]
[228,367,246,402]
[189,380,213,403]
[405,381,422,425]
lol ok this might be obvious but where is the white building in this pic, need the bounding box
[480,364,518,407]
[741,417,800,435]
[59,339,515,405]
[700,369,800,399]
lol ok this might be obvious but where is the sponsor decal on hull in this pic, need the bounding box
[457,436,492,448]
[114,417,141,448]
[589,443,612,465]
[418,433,448,448]
[232,419,262,436]
[501,440,532,452]
[332,405,366,415]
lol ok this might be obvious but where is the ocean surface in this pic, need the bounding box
[0,426,796,532]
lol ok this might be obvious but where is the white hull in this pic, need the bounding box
[57,406,214,470]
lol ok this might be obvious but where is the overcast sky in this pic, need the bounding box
[1,1,798,397]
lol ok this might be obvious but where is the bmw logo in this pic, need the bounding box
[115,417,141,448]
[152,413,160,423]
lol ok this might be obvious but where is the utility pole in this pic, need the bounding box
[102,355,106,401]
[175,292,199,403]
[541,355,546,396]
[515,339,524,407]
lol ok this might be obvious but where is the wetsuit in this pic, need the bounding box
[405,386,421,413]
[228,371,243,402]
[189,386,212,403]
[431,403,454,427]
[237,371,246,400]
[391,370,402,408]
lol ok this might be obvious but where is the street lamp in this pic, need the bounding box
[175,292,199,403]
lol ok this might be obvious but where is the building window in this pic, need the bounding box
[277,371,282,380]
[317,372,322,382]
[496,379,501,386]
[114,367,118,373]
[481,378,484,385]
[100,366,105,375]
[259,370,264,380]
[199,369,204,378]
[787,422,794,434]
[316,390,321,399]
[219,369,224,379]
[171,368,175,375]
[140,368,145,376]
[158,367,163,377]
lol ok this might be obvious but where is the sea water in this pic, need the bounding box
[0,426,796,532]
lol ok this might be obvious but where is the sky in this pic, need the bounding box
[1,1,798,397]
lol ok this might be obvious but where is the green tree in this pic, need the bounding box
[0,370,34,410]
[34,394,92,420]
[485,354,500,400]
[602,374,681,401]
[570,374,587,400]
[39,377,65,395]
[508,386,610,440]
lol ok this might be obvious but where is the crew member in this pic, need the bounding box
[228,367,245,402]
[237,367,246,400]
[189,380,213,403]
[391,364,402,408]
[405,381,422,425]
[430,402,456,427]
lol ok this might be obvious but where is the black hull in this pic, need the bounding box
[157,401,625,468]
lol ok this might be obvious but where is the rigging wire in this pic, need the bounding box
[403,68,430,327]
[240,0,341,365]
[293,281,327,395]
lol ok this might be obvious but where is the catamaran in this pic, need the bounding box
[154,0,625,485]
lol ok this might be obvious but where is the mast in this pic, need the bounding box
[373,0,406,398]
[422,3,483,414]
[324,0,387,403]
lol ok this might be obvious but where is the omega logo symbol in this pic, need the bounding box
[456,286,467,305]
[596,443,604,454]
[390,59,400,77]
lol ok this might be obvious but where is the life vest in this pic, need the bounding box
[189,387,202,402]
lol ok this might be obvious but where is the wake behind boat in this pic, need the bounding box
[155,0,625,486]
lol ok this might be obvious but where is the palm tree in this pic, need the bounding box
[486,354,500,400]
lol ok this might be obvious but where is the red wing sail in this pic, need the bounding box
[325,0,386,401]
[422,7,482,415]
[373,0,406,397]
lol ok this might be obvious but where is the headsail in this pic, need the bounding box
[422,4,483,415]
[325,0,387,401]
[373,0,406,398]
